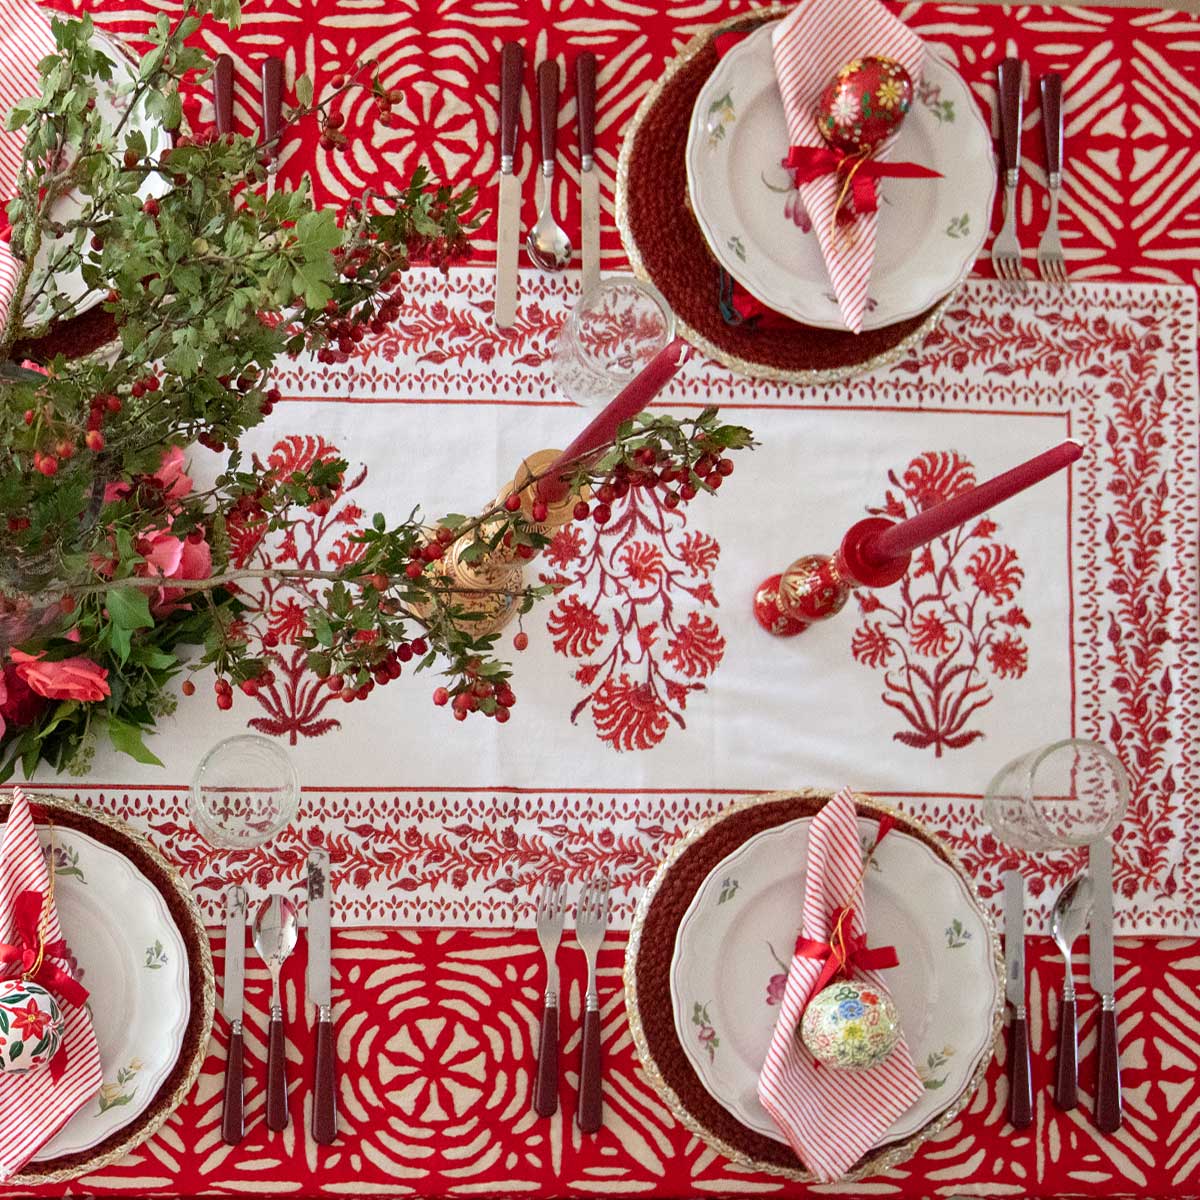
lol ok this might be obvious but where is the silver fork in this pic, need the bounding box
[1037,73,1067,285]
[575,876,611,1134]
[992,57,1026,291]
[533,878,567,1117]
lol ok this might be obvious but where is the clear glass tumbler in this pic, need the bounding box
[190,734,300,849]
[551,274,675,407]
[982,738,1130,852]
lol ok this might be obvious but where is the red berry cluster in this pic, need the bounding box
[314,266,404,365]
[212,664,277,710]
[322,634,427,703]
[571,447,735,526]
[433,661,517,723]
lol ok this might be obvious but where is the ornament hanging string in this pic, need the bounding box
[794,814,901,1002]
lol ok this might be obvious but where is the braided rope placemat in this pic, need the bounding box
[624,790,1002,1181]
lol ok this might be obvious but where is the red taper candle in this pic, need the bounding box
[537,337,692,503]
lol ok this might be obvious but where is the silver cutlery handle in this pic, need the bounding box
[1054,996,1078,1109]
[533,992,558,1117]
[267,1002,288,1130]
[998,57,1023,186]
[578,997,602,1133]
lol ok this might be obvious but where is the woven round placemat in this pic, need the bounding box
[624,790,1002,1181]
[3,793,214,1186]
[616,10,955,385]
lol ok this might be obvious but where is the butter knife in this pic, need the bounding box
[494,42,524,329]
[307,848,337,1144]
[221,886,247,1145]
[1089,837,1122,1132]
[1003,870,1032,1129]
[575,52,599,296]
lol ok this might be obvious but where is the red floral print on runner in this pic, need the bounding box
[850,451,1029,756]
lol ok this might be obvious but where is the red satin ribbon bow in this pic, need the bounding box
[0,889,89,1007]
[794,814,901,998]
[784,145,942,215]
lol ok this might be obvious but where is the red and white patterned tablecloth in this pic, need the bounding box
[8,1,1200,1197]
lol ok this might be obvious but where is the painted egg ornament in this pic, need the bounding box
[815,57,914,155]
[0,978,65,1074]
[800,979,901,1070]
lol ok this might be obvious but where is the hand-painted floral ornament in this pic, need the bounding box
[815,56,914,154]
[800,978,901,1070]
[0,979,66,1073]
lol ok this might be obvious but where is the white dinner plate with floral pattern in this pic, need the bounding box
[32,829,190,1160]
[670,815,999,1146]
[685,22,995,331]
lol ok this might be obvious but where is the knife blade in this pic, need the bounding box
[1089,837,1122,1132]
[307,848,337,1143]
[575,52,599,296]
[1003,870,1032,1129]
[494,42,524,329]
[221,886,247,1145]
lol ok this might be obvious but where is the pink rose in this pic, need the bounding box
[155,534,212,613]
[9,649,110,702]
[134,528,212,615]
[153,446,193,503]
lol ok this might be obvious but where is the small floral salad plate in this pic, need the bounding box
[685,22,995,331]
[671,814,999,1146]
[32,829,190,1160]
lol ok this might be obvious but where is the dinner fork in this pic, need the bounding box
[575,876,611,1134]
[533,878,567,1117]
[1037,74,1067,285]
[992,57,1026,291]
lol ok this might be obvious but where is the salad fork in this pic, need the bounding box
[575,876,611,1133]
[1037,74,1067,285]
[533,878,567,1117]
[992,58,1026,291]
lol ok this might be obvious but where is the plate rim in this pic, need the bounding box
[5,792,214,1186]
[624,789,1003,1182]
[684,21,996,331]
[671,813,999,1145]
[30,824,192,1160]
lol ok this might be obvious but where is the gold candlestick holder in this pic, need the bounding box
[422,449,583,637]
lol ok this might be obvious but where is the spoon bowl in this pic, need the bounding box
[1050,874,1094,959]
[254,894,299,1130]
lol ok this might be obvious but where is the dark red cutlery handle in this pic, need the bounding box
[1096,1003,1123,1132]
[312,1014,337,1144]
[221,1025,244,1144]
[575,53,596,163]
[998,57,1024,176]
[499,42,523,163]
[536,60,559,167]
[1054,996,1078,1110]
[1008,1011,1033,1129]
[533,999,558,1117]
[577,1006,602,1133]
[1041,74,1063,179]
[260,57,284,149]
[267,1010,288,1130]
[214,54,234,136]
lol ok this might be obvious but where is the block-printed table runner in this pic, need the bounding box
[9,0,1200,1197]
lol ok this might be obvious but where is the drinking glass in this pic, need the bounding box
[982,738,1129,852]
[190,734,300,849]
[551,274,674,407]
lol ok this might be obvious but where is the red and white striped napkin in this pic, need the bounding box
[757,789,923,1182]
[771,0,925,334]
[0,0,56,335]
[0,788,102,1181]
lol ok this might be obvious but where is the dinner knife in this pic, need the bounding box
[1003,870,1032,1129]
[260,56,284,201]
[307,848,337,1144]
[575,52,599,296]
[494,41,524,329]
[213,53,234,138]
[221,885,247,1145]
[1089,837,1122,1132]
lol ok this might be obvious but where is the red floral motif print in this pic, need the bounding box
[541,488,725,751]
[850,451,1029,756]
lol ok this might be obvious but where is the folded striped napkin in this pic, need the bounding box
[771,0,925,333]
[0,788,102,1181]
[0,0,56,336]
[757,789,923,1181]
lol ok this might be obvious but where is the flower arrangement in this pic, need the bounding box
[0,0,753,779]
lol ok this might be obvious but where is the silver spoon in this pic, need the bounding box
[1050,873,1093,1110]
[254,893,299,1131]
[526,60,572,272]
